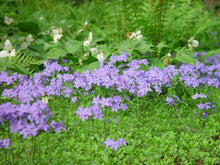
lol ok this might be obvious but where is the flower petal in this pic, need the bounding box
[0,50,9,58]
[90,48,98,54]
[88,32,92,42]
[192,40,199,47]
[10,49,16,57]
[4,39,12,51]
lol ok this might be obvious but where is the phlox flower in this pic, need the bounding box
[49,26,63,44]
[0,39,16,59]
[165,97,174,106]
[0,138,11,149]
[4,16,14,25]
[192,93,207,99]
[83,32,92,46]
[103,138,127,151]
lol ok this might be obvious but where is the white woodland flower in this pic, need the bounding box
[49,26,63,44]
[0,40,16,59]
[4,16,14,25]
[19,34,34,49]
[129,30,143,40]
[188,36,199,51]
[83,32,92,47]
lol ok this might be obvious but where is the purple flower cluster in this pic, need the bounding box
[165,95,182,106]
[204,54,220,65]
[75,95,128,122]
[0,138,11,149]
[0,100,65,138]
[192,93,207,99]
[196,102,215,110]
[103,137,126,151]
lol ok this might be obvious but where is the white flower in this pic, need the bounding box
[26,34,34,43]
[83,32,92,47]
[89,47,105,61]
[90,48,98,54]
[41,97,49,104]
[19,34,34,49]
[49,26,63,44]
[84,21,88,28]
[188,36,199,51]
[4,16,14,25]
[97,53,104,61]
[0,40,16,59]
[39,16,44,20]
[129,30,143,40]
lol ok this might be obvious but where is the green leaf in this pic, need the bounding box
[134,40,153,54]
[46,47,67,59]
[157,42,169,51]
[146,57,164,69]
[64,39,82,55]
[118,39,135,54]
[18,22,40,34]
[99,45,112,59]
[174,49,197,65]
[28,44,44,54]
[77,61,99,73]
[206,49,220,56]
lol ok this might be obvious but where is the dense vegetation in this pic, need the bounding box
[0,0,219,164]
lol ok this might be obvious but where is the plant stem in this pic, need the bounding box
[174,104,199,134]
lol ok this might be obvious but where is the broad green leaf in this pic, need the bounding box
[118,39,135,54]
[146,57,164,69]
[18,22,40,34]
[134,40,153,54]
[99,45,112,59]
[77,61,99,73]
[28,44,44,54]
[174,49,197,65]
[174,53,197,65]
[46,47,67,59]
[64,40,82,55]
[204,48,220,57]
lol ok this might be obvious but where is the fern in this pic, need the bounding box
[9,53,45,76]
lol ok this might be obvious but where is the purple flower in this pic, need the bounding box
[103,137,127,151]
[0,138,11,149]
[103,138,114,147]
[71,96,77,104]
[202,112,208,119]
[192,93,207,99]
[165,97,174,106]
[50,120,66,133]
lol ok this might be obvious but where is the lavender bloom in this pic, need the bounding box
[202,112,208,119]
[103,138,127,151]
[50,120,66,133]
[0,138,11,149]
[71,96,77,104]
[165,97,174,106]
[75,106,92,122]
[197,102,211,110]
[192,93,207,99]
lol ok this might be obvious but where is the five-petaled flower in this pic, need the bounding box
[0,39,16,59]
[129,30,143,40]
[49,26,63,44]
[4,16,14,25]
